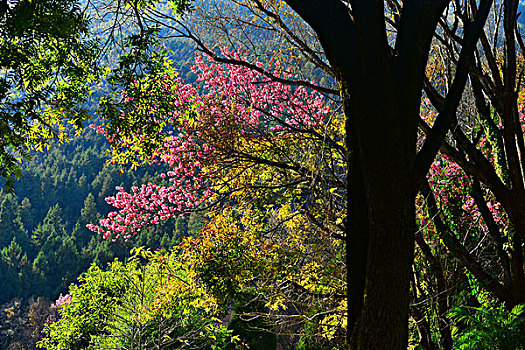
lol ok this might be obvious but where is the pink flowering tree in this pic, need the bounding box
[89,52,344,243]
[88,52,346,342]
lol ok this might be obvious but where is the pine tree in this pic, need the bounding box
[19,197,36,233]
[72,193,100,248]
[0,195,30,251]
[187,211,204,237]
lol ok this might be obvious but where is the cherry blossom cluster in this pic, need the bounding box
[53,294,72,311]
[88,53,333,241]
[427,154,506,233]
[193,52,330,132]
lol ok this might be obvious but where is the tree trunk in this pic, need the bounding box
[344,81,417,349]
[346,106,369,336]
[349,183,416,349]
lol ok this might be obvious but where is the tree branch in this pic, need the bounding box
[421,179,513,304]
[414,0,493,186]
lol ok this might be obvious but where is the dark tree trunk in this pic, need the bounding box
[343,78,417,348]
[411,306,438,350]
[346,105,369,334]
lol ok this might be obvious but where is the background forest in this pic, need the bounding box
[2,0,525,350]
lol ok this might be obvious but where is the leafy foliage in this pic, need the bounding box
[449,304,525,350]
[7,1,525,349]
[0,127,199,307]
[38,247,235,350]
[0,0,99,189]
